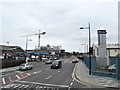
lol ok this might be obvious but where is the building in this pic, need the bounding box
[0,45,25,59]
[92,43,120,57]
[92,43,120,65]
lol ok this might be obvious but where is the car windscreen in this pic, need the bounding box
[20,64,25,66]
[52,61,58,64]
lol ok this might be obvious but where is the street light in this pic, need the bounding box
[80,22,91,75]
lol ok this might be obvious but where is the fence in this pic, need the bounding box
[83,56,120,80]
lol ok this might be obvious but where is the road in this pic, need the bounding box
[1,57,88,90]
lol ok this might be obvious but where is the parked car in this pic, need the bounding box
[45,59,52,64]
[72,59,78,63]
[108,64,116,72]
[51,60,62,69]
[19,63,33,71]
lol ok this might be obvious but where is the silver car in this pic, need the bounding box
[19,63,33,71]
[45,60,52,64]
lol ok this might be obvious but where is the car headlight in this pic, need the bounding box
[56,65,58,66]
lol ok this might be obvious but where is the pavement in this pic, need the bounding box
[75,60,120,88]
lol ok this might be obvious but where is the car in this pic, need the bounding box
[19,63,33,71]
[51,60,62,69]
[108,64,116,72]
[72,59,78,63]
[42,57,48,62]
[45,59,52,64]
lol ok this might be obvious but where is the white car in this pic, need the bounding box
[19,63,33,71]
[42,57,48,62]
[108,64,116,72]
[45,60,52,64]
[72,59,78,63]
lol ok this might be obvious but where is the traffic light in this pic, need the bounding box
[89,47,93,55]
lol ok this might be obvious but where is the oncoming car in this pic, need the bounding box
[51,60,62,69]
[72,59,78,63]
[19,63,33,71]
[45,59,52,64]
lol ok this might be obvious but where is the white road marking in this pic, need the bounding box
[68,87,71,90]
[45,68,49,70]
[2,78,6,84]
[34,72,37,74]
[36,86,39,89]
[46,76,52,80]
[26,73,30,76]
[70,82,73,86]
[58,71,60,72]
[16,75,20,79]
[18,84,26,89]
[9,77,12,82]
[70,79,74,86]
[23,85,29,89]
[17,80,69,88]
[12,84,22,89]
[35,71,41,74]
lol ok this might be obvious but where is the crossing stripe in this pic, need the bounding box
[16,75,20,79]
[2,78,6,84]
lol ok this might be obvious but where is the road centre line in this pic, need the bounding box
[46,76,52,80]
[17,80,69,88]
[2,78,6,84]
[16,75,20,79]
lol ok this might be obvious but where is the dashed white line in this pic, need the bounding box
[45,68,49,70]
[26,73,30,76]
[2,78,6,84]
[46,76,52,80]
[16,75,20,79]
[34,72,37,74]
[35,71,41,74]
[58,71,60,73]
[9,77,12,82]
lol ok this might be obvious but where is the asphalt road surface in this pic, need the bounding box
[1,57,88,90]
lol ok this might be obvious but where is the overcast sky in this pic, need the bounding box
[0,0,119,52]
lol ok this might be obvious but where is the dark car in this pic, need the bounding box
[19,63,33,71]
[51,60,62,69]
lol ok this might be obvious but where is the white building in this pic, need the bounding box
[93,43,119,57]
[92,43,120,65]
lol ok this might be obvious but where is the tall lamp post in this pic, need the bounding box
[80,22,91,75]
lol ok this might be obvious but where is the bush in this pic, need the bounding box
[1,59,26,68]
